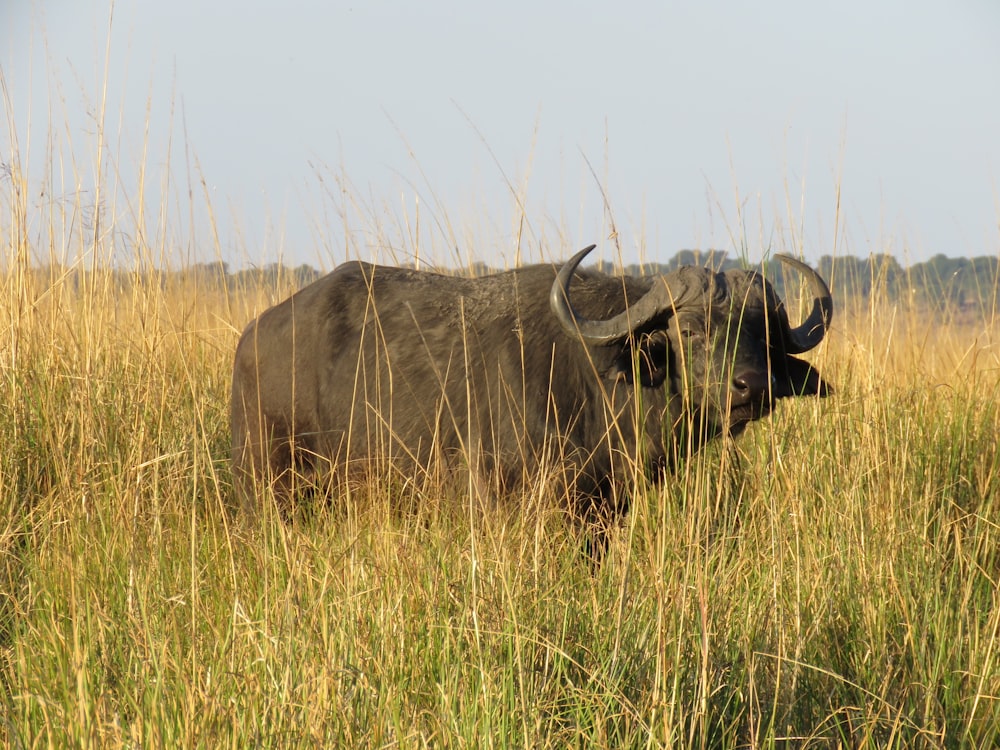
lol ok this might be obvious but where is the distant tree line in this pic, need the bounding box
[23,251,1000,312]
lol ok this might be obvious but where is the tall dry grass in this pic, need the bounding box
[2,74,1000,748]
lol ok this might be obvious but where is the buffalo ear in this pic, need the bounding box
[784,355,831,397]
[609,332,670,388]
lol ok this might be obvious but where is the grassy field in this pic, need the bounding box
[3,146,1000,747]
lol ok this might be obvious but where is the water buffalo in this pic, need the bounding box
[231,245,832,525]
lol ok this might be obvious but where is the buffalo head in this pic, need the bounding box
[550,245,832,455]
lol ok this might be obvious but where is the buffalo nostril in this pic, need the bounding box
[731,370,770,406]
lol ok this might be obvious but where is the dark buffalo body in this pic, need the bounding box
[231,246,832,521]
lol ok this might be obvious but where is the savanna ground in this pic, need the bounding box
[2,107,1000,748]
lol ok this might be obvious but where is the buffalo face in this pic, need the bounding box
[551,246,832,457]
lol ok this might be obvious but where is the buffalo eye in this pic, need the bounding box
[676,325,704,347]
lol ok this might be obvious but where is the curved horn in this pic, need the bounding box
[772,254,833,354]
[550,244,708,345]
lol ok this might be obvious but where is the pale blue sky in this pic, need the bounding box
[4,0,999,269]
